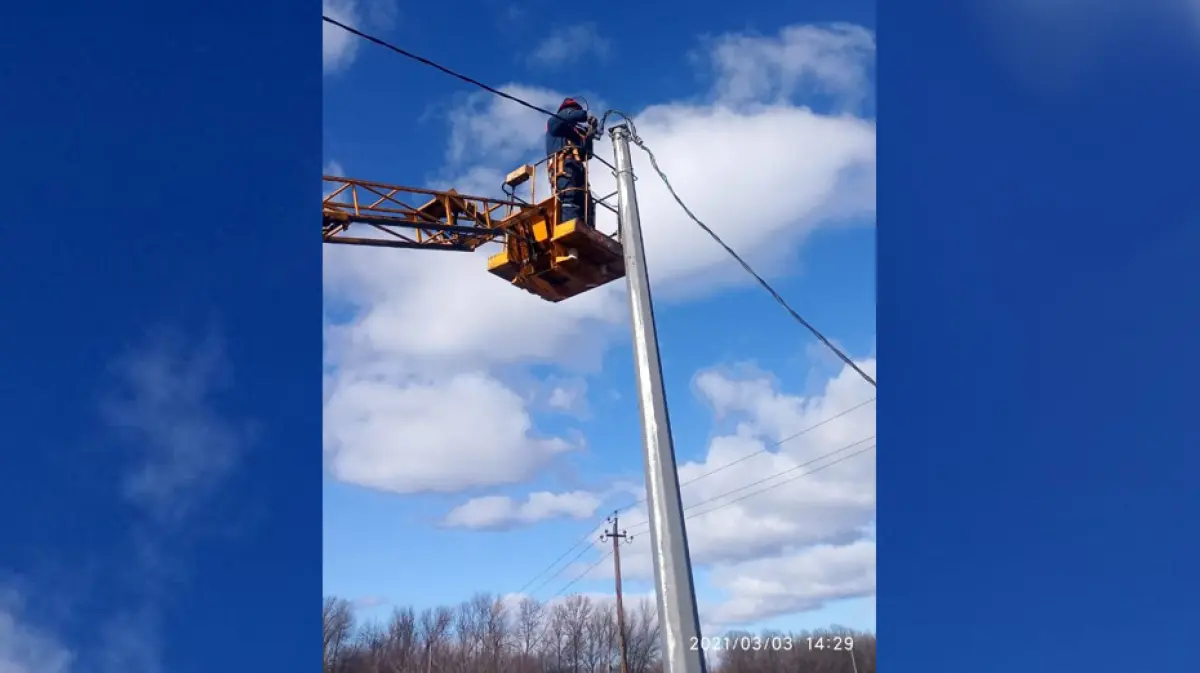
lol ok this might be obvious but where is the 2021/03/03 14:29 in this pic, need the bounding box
[688,636,796,652]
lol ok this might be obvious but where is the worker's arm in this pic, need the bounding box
[547,108,590,137]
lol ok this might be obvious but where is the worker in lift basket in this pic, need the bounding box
[545,97,598,228]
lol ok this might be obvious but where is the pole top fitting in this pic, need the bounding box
[608,123,631,139]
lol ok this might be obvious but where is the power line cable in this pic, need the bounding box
[616,116,877,389]
[514,397,874,595]
[550,551,613,600]
[513,525,597,594]
[322,18,876,388]
[613,396,875,515]
[530,537,595,595]
[678,442,875,525]
[549,444,874,599]
[624,434,876,532]
[323,18,879,593]
[322,16,557,118]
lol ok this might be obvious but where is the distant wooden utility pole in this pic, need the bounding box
[601,513,633,673]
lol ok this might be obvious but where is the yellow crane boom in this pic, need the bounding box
[322,166,624,303]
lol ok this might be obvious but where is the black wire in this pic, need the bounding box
[321,18,874,388]
[550,551,612,600]
[530,543,595,598]
[323,20,879,577]
[321,16,557,118]
[612,396,876,515]
[623,434,876,532]
[515,396,875,594]
[676,442,876,526]
[514,526,598,595]
[620,119,877,389]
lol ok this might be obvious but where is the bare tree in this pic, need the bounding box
[326,593,875,673]
[324,596,356,673]
[625,599,660,673]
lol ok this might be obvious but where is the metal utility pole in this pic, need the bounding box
[601,513,633,673]
[608,123,706,673]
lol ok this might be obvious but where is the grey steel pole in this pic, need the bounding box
[608,123,706,673]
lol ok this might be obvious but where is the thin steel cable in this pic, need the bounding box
[612,397,876,516]
[624,435,876,531]
[514,397,872,598]
[323,20,873,388]
[620,116,876,389]
[322,16,557,117]
[515,525,600,595]
[323,18,878,591]
[678,443,876,525]
[528,541,596,598]
[550,551,613,600]
[551,445,874,598]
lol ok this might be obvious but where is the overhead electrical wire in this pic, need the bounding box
[549,551,613,601]
[618,117,877,388]
[624,437,876,533]
[509,397,875,595]
[321,17,877,389]
[527,543,595,598]
[513,526,600,596]
[678,442,875,526]
[612,396,875,515]
[323,15,880,600]
[322,16,557,117]
[540,440,875,601]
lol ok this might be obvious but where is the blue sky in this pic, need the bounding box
[0,1,319,672]
[4,0,1199,671]
[321,0,878,632]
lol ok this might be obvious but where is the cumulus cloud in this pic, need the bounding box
[352,596,389,610]
[323,0,398,75]
[463,356,876,626]
[102,331,246,525]
[322,23,875,502]
[0,590,73,673]
[443,490,603,529]
[101,332,251,672]
[1,331,251,673]
[582,358,877,626]
[324,371,575,494]
[528,23,611,68]
[545,377,589,416]
[703,23,876,109]
[707,540,875,625]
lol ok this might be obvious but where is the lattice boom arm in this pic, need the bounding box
[322,176,528,251]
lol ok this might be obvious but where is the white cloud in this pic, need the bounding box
[1,332,250,673]
[101,331,245,525]
[442,490,603,529]
[707,540,875,625]
[352,596,388,610]
[443,84,578,167]
[323,0,398,75]
[546,377,589,415]
[704,23,876,109]
[99,332,250,673]
[323,0,361,74]
[529,23,611,68]
[324,370,576,493]
[323,23,875,500]
[0,590,73,673]
[588,358,877,626]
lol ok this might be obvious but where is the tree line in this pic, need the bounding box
[324,593,876,673]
